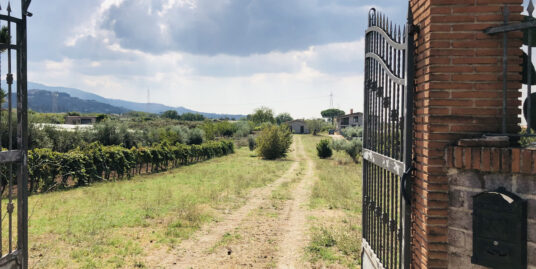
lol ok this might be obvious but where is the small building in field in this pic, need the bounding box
[64,116,97,125]
[288,120,310,134]
[336,109,363,131]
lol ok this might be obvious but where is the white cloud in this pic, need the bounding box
[26,0,405,117]
[29,38,365,118]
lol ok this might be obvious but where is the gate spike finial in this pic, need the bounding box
[529,0,534,17]
[7,2,11,13]
[378,12,381,28]
[369,8,376,27]
[379,12,382,28]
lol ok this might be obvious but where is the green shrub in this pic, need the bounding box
[181,113,205,121]
[330,138,363,163]
[188,128,205,145]
[306,119,328,135]
[340,127,363,139]
[256,125,292,160]
[161,110,180,120]
[316,139,333,159]
[215,121,235,137]
[251,107,275,125]
[344,138,363,163]
[331,139,347,152]
[234,121,252,138]
[158,125,189,145]
[248,135,256,151]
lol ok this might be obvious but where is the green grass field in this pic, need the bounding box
[19,147,292,268]
[301,135,363,268]
[0,135,364,268]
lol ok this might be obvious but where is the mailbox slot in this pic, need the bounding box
[471,187,527,269]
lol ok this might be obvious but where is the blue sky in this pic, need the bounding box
[25,0,405,118]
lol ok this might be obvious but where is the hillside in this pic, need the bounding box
[5,90,130,114]
[24,82,246,119]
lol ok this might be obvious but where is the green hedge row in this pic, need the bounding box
[19,140,234,194]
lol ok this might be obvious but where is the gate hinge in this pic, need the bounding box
[401,166,414,203]
[6,73,13,85]
[409,24,420,35]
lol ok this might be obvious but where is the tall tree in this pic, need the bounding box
[321,108,345,125]
[251,107,275,125]
[161,110,180,120]
[275,113,293,125]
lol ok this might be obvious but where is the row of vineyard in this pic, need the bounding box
[0,140,234,195]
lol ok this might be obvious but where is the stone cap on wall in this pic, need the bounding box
[445,146,536,174]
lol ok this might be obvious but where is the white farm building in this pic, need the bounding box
[287,120,310,134]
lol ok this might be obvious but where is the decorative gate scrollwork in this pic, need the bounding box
[362,6,416,269]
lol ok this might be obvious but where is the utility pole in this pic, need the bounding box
[147,89,150,113]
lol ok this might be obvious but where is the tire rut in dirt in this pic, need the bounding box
[145,138,303,268]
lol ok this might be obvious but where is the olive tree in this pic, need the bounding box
[250,107,275,125]
[275,113,293,125]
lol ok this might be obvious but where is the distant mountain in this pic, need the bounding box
[4,90,130,114]
[22,82,246,119]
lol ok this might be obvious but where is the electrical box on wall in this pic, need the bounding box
[471,187,527,269]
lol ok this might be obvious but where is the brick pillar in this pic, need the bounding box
[409,0,524,268]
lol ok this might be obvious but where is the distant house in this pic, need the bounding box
[288,120,310,134]
[65,116,97,125]
[336,109,363,131]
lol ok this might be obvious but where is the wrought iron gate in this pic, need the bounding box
[362,7,415,269]
[0,1,31,268]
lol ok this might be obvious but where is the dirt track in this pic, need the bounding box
[146,136,317,268]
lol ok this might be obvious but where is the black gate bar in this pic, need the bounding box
[362,5,416,269]
[0,1,31,268]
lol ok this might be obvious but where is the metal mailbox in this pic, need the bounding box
[471,187,527,269]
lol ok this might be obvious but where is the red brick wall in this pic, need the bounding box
[446,146,536,174]
[408,0,524,268]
